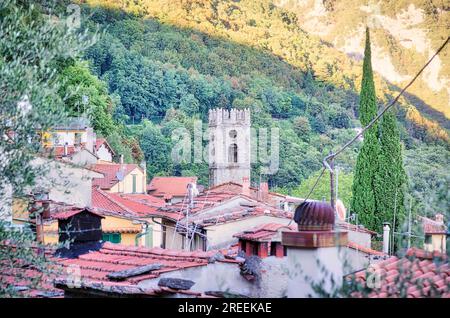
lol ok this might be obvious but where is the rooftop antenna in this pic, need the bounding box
[185,182,197,251]
[391,189,398,254]
[407,198,412,249]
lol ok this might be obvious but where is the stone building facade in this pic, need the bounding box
[208,108,251,187]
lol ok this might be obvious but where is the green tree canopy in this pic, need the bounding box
[350,28,382,232]
[278,169,354,209]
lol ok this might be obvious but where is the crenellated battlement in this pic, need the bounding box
[208,108,250,126]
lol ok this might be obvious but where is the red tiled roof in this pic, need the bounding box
[102,227,141,234]
[420,216,447,234]
[54,243,240,297]
[147,176,198,198]
[162,191,292,227]
[336,221,378,235]
[55,242,222,283]
[234,223,295,242]
[350,248,450,298]
[91,187,164,218]
[120,193,165,207]
[0,242,237,298]
[44,144,98,160]
[91,163,142,190]
[51,146,77,157]
[0,244,63,298]
[91,187,133,216]
[208,182,286,201]
[95,138,115,155]
[192,204,293,227]
[163,191,245,216]
[52,207,104,220]
[346,241,386,256]
[106,193,158,217]
[233,222,385,256]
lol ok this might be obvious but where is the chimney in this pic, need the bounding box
[86,128,95,153]
[42,201,51,219]
[259,181,269,202]
[30,191,49,243]
[30,200,48,244]
[120,154,124,164]
[281,201,348,297]
[435,213,444,224]
[383,222,390,255]
[242,177,250,197]
[63,142,68,156]
[35,213,44,244]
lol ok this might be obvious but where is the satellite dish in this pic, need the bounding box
[116,170,125,181]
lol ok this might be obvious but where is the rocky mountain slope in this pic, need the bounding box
[276,0,449,121]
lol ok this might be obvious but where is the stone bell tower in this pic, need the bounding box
[208,108,251,187]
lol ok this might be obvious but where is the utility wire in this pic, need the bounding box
[287,36,449,225]
[325,36,449,163]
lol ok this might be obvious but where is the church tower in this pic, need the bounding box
[208,108,251,187]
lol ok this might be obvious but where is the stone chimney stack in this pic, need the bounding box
[63,142,68,157]
[242,177,250,197]
[435,213,444,224]
[258,181,269,202]
[281,201,348,297]
[383,222,390,255]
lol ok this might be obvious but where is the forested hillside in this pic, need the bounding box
[277,0,450,121]
[68,0,448,217]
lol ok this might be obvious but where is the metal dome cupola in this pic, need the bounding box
[294,201,335,231]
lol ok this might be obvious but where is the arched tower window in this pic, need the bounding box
[228,143,238,163]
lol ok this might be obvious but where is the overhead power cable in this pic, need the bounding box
[287,36,449,225]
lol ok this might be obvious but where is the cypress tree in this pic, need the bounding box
[351,28,382,231]
[375,110,407,234]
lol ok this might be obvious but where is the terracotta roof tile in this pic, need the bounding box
[102,227,141,234]
[120,194,165,207]
[91,163,141,190]
[52,207,104,220]
[52,242,234,295]
[191,204,293,227]
[336,221,378,235]
[0,245,63,298]
[91,187,132,216]
[91,187,165,218]
[346,241,386,256]
[147,176,197,198]
[95,138,115,155]
[50,146,77,157]
[349,248,449,298]
[419,216,447,234]
[234,223,296,242]
[0,240,236,298]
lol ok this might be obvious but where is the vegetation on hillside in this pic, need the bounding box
[351,29,383,232]
[275,169,354,209]
[0,0,89,296]
[375,108,408,234]
[74,0,448,220]
[278,0,450,120]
